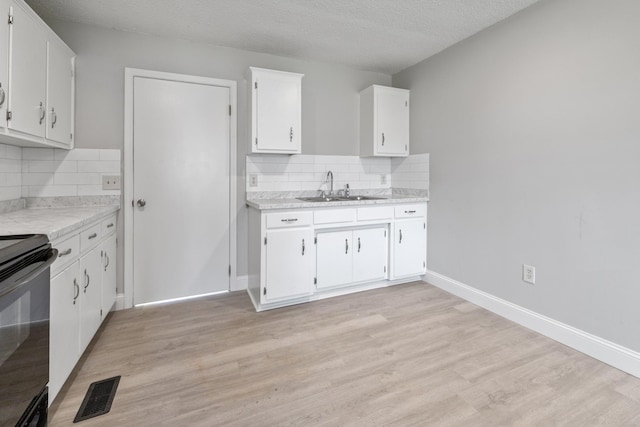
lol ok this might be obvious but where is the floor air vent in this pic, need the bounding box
[73,376,121,423]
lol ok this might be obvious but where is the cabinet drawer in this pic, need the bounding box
[314,208,355,225]
[51,234,79,276]
[266,211,312,228]
[79,224,101,252]
[357,206,394,221]
[395,204,426,218]
[101,214,117,236]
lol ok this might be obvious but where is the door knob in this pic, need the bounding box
[137,199,146,207]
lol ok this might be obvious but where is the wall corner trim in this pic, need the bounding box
[424,270,640,379]
[233,275,249,292]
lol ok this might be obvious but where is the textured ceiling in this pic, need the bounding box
[26,0,540,74]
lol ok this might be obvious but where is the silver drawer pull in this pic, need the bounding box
[302,239,305,256]
[399,229,403,244]
[88,233,98,240]
[106,223,114,228]
[58,248,72,257]
[345,239,349,254]
[73,279,79,304]
[281,218,298,223]
[84,269,90,291]
[405,210,416,214]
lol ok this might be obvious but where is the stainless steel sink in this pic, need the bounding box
[297,195,387,202]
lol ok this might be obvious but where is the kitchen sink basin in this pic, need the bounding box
[297,195,387,202]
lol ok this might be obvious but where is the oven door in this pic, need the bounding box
[0,247,57,426]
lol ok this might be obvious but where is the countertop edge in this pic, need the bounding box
[246,196,429,210]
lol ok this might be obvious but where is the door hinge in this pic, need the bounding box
[70,133,73,141]
[255,137,258,145]
[229,105,231,116]
[6,111,11,121]
[228,265,231,277]
[264,236,267,245]
[384,266,386,273]
[405,145,408,151]
[263,287,266,296]
[424,222,426,229]
[314,277,317,285]
[8,15,13,25]
[423,261,426,268]
[100,309,103,317]
[405,101,408,107]
[384,230,387,237]
[314,237,317,244]
[255,82,258,89]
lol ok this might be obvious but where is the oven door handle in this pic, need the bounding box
[0,248,58,299]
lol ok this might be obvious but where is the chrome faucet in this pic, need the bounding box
[326,171,334,196]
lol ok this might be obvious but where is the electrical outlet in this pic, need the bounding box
[102,175,120,190]
[522,264,536,284]
[249,174,258,187]
[380,174,387,185]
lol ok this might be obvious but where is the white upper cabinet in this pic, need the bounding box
[0,0,75,148]
[7,1,47,140]
[0,0,9,131]
[247,67,302,154]
[46,40,74,145]
[360,85,410,157]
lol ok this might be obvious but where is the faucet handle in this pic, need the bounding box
[345,184,350,197]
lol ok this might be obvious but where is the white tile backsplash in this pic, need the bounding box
[0,145,122,201]
[391,153,430,190]
[246,153,429,194]
[0,143,22,201]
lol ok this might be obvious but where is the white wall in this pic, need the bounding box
[393,0,640,351]
[0,143,22,201]
[44,19,391,284]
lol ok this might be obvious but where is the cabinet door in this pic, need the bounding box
[46,40,73,146]
[0,0,9,130]
[79,246,102,353]
[393,219,426,278]
[316,230,353,289]
[8,3,46,139]
[254,71,301,153]
[101,234,116,320]
[353,227,388,283]
[49,261,80,403]
[263,228,314,303]
[377,89,409,155]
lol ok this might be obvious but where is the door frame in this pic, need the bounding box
[123,68,237,309]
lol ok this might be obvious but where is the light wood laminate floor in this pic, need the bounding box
[49,282,640,426]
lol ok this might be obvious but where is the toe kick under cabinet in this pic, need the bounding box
[49,213,117,403]
[247,203,426,311]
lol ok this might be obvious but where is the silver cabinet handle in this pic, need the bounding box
[107,223,114,228]
[0,84,5,107]
[382,132,385,146]
[39,102,45,125]
[399,229,403,244]
[290,127,293,142]
[51,107,57,128]
[137,199,146,207]
[104,253,110,271]
[358,237,361,253]
[302,239,305,256]
[88,233,98,240]
[345,239,349,254]
[84,269,90,292]
[73,279,80,304]
[58,248,72,257]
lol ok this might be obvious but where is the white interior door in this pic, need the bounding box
[133,76,230,305]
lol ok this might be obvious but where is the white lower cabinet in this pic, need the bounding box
[249,203,425,311]
[101,233,117,317]
[393,218,427,278]
[317,227,388,289]
[49,212,118,404]
[353,227,388,283]
[79,246,102,353]
[263,227,315,303]
[49,260,80,402]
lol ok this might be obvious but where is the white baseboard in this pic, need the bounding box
[114,293,125,311]
[424,270,640,379]
[232,275,248,292]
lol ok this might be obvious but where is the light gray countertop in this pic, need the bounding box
[0,205,119,241]
[246,194,429,210]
